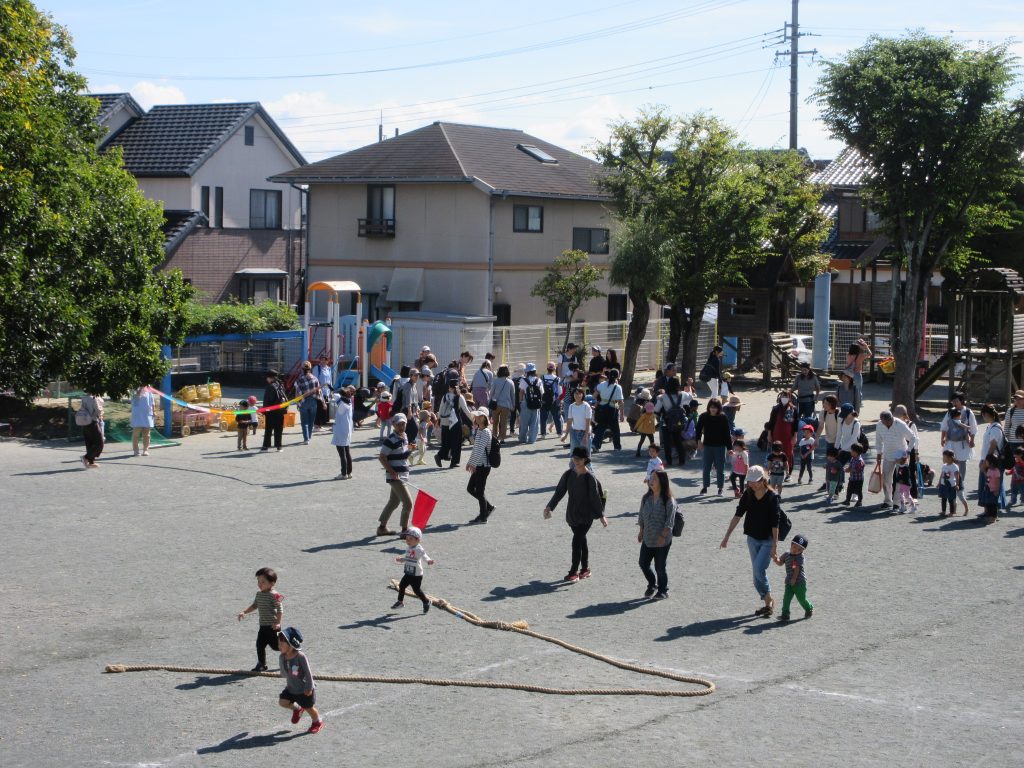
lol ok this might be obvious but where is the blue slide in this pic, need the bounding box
[333,358,360,389]
[370,362,398,385]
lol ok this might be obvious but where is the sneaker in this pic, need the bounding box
[302,440,309,445]
[259,447,269,452]
[251,664,268,672]
[778,613,790,622]
[654,591,668,600]
[391,600,404,609]
[422,601,430,614]
[142,450,149,456]
[307,720,324,734]
[276,447,283,452]
[133,450,140,456]
[717,487,723,496]
[733,488,741,498]
[434,454,443,468]
[290,707,303,724]
[643,586,656,598]
[81,456,89,468]
[805,608,813,619]
[564,572,580,583]
[817,483,826,492]
[336,472,346,479]
[578,568,592,579]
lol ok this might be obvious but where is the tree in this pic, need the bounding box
[531,249,605,354]
[815,33,1024,415]
[0,0,191,401]
[608,216,671,392]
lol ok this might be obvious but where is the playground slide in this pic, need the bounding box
[333,358,360,389]
[370,363,398,385]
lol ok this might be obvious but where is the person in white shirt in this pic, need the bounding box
[873,409,918,510]
[592,368,624,451]
[939,394,977,482]
[558,343,579,379]
[433,380,473,469]
[565,387,593,457]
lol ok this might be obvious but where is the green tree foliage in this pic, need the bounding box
[531,250,605,353]
[0,0,193,401]
[815,33,1024,414]
[184,300,301,336]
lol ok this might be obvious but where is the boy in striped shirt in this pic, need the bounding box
[237,567,283,672]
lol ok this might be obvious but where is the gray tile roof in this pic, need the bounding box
[161,209,207,255]
[271,121,610,201]
[102,102,305,177]
[811,146,871,188]
[87,92,144,123]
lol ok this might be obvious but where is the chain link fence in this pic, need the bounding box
[786,318,950,366]
[170,331,306,384]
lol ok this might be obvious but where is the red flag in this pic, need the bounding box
[411,489,438,529]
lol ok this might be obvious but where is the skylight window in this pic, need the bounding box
[517,143,558,164]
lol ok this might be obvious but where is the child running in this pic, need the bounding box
[773,534,813,622]
[236,567,283,672]
[797,425,816,484]
[391,526,434,613]
[728,439,749,497]
[276,627,324,734]
[844,443,866,507]
[938,449,963,517]
[235,400,253,451]
[824,446,844,504]
[634,400,658,456]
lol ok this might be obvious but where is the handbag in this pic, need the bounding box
[487,399,497,411]
[672,507,685,537]
[74,408,93,427]
[867,466,882,494]
[777,508,792,542]
[756,428,769,453]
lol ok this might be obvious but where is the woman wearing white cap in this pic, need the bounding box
[720,465,780,617]
[466,407,495,523]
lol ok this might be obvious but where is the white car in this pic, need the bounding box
[790,335,832,367]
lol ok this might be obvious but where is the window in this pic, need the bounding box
[838,195,866,237]
[238,277,283,304]
[493,303,511,327]
[360,185,396,237]
[249,189,282,229]
[350,292,380,321]
[573,227,610,254]
[516,143,558,164]
[727,297,757,316]
[513,204,543,233]
[244,125,254,146]
[214,186,223,228]
[200,186,210,222]
[554,304,569,325]
[607,294,628,322]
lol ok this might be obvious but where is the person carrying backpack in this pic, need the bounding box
[544,447,609,582]
[518,363,545,444]
[540,362,563,439]
[940,394,977,496]
[655,378,692,467]
[592,368,624,452]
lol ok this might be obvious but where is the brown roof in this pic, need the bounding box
[271,121,610,201]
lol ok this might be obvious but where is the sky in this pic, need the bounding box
[47,0,1024,163]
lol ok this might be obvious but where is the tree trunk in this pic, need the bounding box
[891,264,928,421]
[561,315,575,356]
[620,293,650,392]
[666,303,684,365]
[680,303,706,380]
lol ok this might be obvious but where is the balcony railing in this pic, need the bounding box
[358,218,395,238]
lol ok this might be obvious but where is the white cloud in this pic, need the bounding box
[129,81,187,110]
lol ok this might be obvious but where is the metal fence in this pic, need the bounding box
[169,331,306,379]
[786,318,950,367]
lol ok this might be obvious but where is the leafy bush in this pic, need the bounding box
[184,300,301,336]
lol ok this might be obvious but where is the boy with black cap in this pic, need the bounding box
[773,535,813,622]
[277,626,324,733]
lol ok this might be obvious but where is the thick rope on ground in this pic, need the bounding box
[106,582,714,698]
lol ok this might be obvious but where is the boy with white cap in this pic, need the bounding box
[391,527,435,613]
[773,535,812,622]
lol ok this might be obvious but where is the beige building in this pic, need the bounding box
[90,97,306,304]
[271,121,632,326]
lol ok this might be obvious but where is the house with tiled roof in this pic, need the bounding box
[270,121,630,326]
[88,97,306,305]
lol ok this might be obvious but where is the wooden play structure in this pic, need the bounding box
[716,255,802,384]
[914,267,1024,405]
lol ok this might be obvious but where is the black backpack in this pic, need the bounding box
[595,475,607,513]
[541,375,557,407]
[488,435,502,468]
[857,429,870,454]
[444,368,461,389]
[662,395,686,433]
[525,377,543,409]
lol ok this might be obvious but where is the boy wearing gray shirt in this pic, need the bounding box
[277,627,324,734]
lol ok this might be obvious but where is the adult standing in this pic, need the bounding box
[977,403,1005,506]
[637,470,677,599]
[331,386,354,479]
[603,349,620,376]
[653,362,679,396]
[544,447,609,582]
[466,407,495,523]
[130,385,156,457]
[836,371,860,415]
[400,369,423,445]
[489,366,516,442]
[295,361,324,445]
[471,360,493,411]
[509,363,525,434]
[696,397,731,495]
[586,346,606,393]
[818,395,840,452]
[592,368,624,452]
[719,466,780,617]
[767,390,800,476]
[654,378,692,467]
[260,370,287,452]
[847,338,872,394]
[79,390,105,468]
[793,362,821,419]
[565,387,593,456]
[518,363,545,444]
[874,409,918,511]
[414,346,435,371]
[457,351,474,387]
[699,345,724,398]
[540,362,563,438]
[939,394,977,487]
[1002,390,1024,458]
[434,379,472,469]
[377,414,413,536]
[312,355,334,429]
[557,343,579,379]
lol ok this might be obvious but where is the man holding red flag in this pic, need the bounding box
[377,414,413,537]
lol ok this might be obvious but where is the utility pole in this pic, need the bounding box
[775,0,817,150]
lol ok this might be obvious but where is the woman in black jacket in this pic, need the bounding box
[720,465,781,617]
[260,369,287,452]
[544,447,609,582]
[696,397,731,495]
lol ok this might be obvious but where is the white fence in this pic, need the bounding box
[786,318,950,367]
